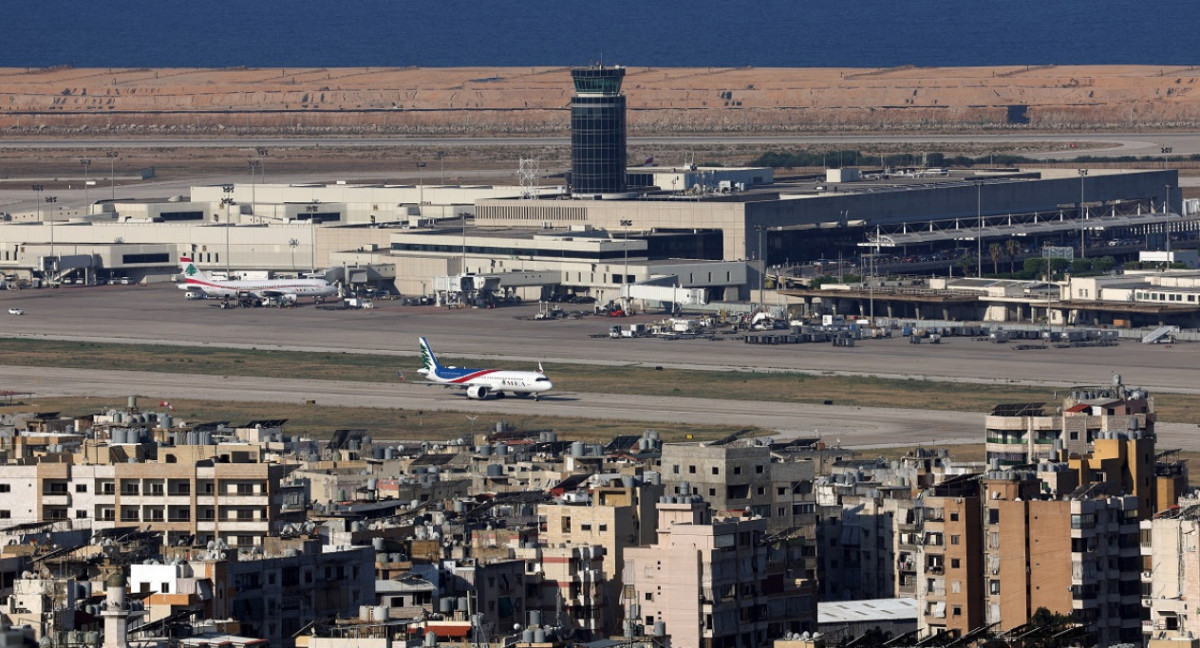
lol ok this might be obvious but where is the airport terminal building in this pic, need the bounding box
[0,167,1189,306]
[0,65,1193,315]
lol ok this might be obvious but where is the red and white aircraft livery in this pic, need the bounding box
[415,337,553,400]
[177,257,337,304]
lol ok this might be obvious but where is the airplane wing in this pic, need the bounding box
[258,289,297,298]
[410,381,465,389]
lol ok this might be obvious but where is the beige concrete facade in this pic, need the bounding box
[915,476,984,639]
[1144,503,1200,643]
[0,445,299,546]
[624,500,815,648]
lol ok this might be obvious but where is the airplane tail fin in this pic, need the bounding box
[179,256,210,283]
[418,337,442,374]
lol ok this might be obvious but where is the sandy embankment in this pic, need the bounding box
[2,64,1199,136]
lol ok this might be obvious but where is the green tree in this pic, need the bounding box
[1005,239,1021,273]
[989,242,1004,275]
[1093,256,1116,272]
[958,253,975,277]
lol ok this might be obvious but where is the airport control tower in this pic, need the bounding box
[570,65,628,198]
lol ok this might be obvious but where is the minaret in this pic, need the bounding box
[102,572,128,648]
[570,65,628,198]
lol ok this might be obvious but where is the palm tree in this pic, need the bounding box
[958,253,974,277]
[989,242,1004,275]
[1005,239,1021,273]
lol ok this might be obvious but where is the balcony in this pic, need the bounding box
[41,493,70,506]
[986,437,1028,445]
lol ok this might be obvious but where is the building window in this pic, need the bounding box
[709,488,716,496]
[645,593,653,601]
[688,465,696,474]
[950,535,961,545]
[712,467,719,475]
[0,485,9,493]
[990,580,1000,595]
[672,465,680,474]
[988,509,1000,524]
[599,524,607,532]
[755,465,764,474]
[580,523,592,532]
[561,516,571,533]
[76,510,87,519]
[951,559,960,569]
[75,484,87,493]
[950,512,959,522]
[733,467,741,475]
[953,606,962,617]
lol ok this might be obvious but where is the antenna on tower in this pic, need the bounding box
[519,158,540,199]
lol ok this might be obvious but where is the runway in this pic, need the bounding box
[4,285,1200,450]
[4,285,1200,396]
[0,363,984,448]
[2,132,1200,159]
[9,363,1198,451]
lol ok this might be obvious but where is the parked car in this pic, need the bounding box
[8,308,24,315]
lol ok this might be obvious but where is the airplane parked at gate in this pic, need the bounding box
[177,256,337,304]
[413,336,553,400]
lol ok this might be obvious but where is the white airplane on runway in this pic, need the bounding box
[177,256,337,305]
[412,336,553,400]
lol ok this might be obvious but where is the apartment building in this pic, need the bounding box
[145,538,375,648]
[659,439,818,584]
[624,497,815,648]
[816,485,911,601]
[914,473,984,640]
[531,544,609,639]
[985,378,1154,467]
[0,442,299,546]
[981,470,1142,646]
[1143,501,1200,644]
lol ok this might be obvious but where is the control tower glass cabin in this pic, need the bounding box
[571,65,627,197]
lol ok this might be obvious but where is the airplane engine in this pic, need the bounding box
[467,385,490,400]
[280,294,298,305]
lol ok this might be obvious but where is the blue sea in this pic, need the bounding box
[4,0,1197,68]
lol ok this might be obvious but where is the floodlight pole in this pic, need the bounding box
[975,181,983,277]
[1078,169,1088,259]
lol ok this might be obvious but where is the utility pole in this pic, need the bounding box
[32,184,43,223]
[436,151,447,184]
[80,158,91,211]
[307,201,321,274]
[1165,185,1173,254]
[106,151,119,201]
[220,184,235,275]
[754,224,767,310]
[619,219,633,309]
[45,194,59,277]
[1161,146,1173,169]
[1078,169,1088,259]
[255,147,268,183]
[248,159,260,217]
[975,181,983,277]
